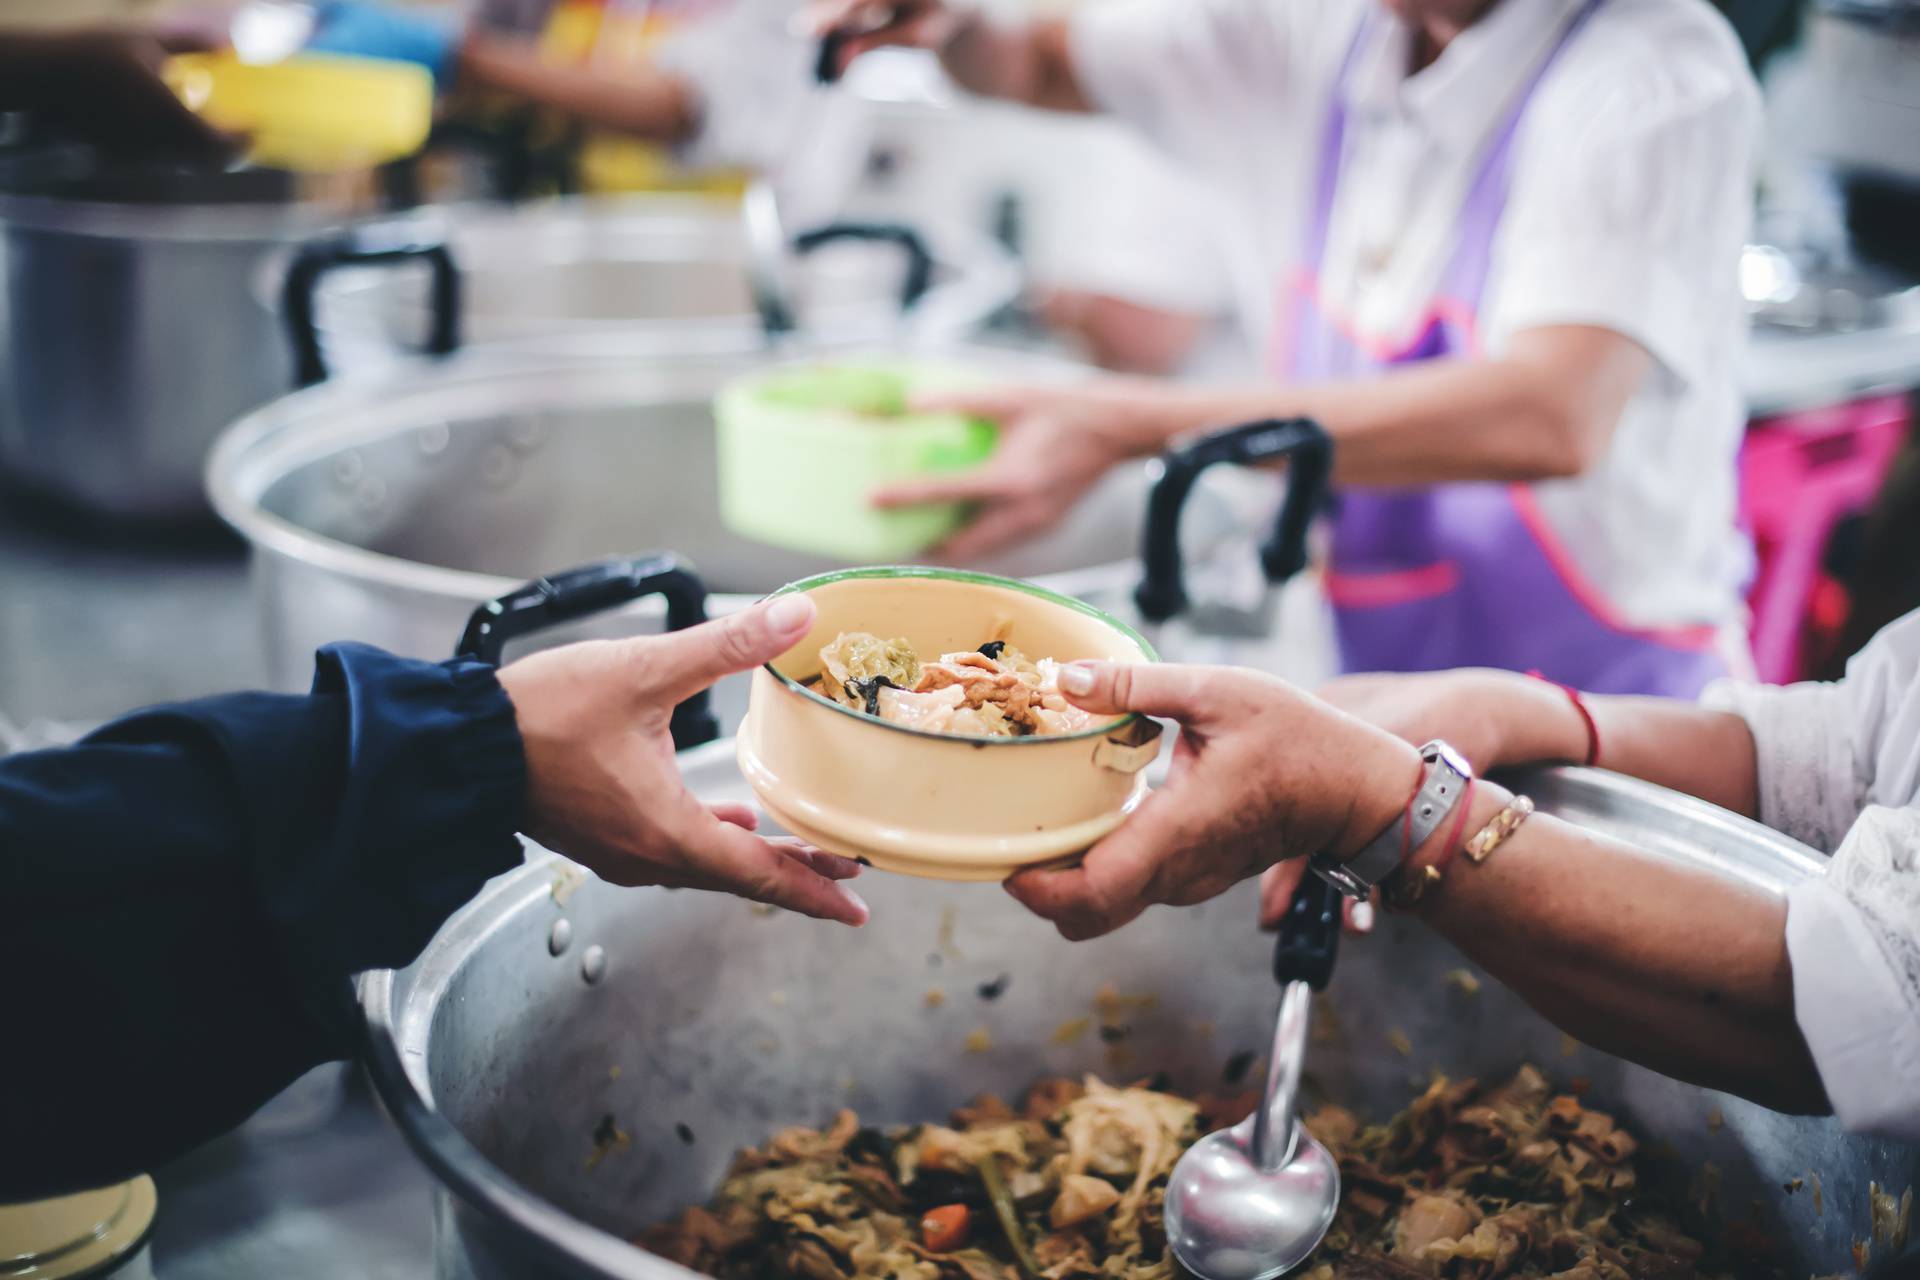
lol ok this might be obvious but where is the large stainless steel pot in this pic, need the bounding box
[206,346,1307,719]
[300,195,1022,377]
[361,749,1918,1279]
[0,165,363,520]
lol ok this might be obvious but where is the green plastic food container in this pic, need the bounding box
[714,361,999,560]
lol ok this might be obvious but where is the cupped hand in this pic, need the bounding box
[871,380,1172,561]
[1004,661,1420,940]
[497,595,869,926]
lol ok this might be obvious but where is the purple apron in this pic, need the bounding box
[1277,2,1729,697]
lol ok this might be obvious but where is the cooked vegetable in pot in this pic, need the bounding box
[641,1068,1788,1279]
[815,632,1095,738]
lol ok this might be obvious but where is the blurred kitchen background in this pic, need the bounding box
[2,0,1916,739]
[0,0,1916,1274]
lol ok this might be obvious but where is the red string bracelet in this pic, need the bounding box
[1438,776,1477,868]
[1396,754,1427,866]
[1527,670,1600,767]
[1383,775,1476,913]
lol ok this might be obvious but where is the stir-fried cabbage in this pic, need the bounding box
[641,1068,1789,1279]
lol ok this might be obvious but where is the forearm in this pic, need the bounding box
[938,15,1090,112]
[1126,358,1603,485]
[1417,784,1823,1114]
[0,646,525,1199]
[456,31,699,143]
[1471,675,1762,818]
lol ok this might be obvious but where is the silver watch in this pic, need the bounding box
[1310,740,1472,900]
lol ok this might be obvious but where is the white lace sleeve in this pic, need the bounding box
[1786,805,1920,1139]
[1700,607,1920,854]
[1700,677,1863,853]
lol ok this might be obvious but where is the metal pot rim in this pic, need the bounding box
[205,343,1129,609]
[358,758,1825,1279]
[309,195,1024,353]
[0,188,353,243]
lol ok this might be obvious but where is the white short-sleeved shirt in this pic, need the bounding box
[478,0,871,224]
[1070,0,1761,632]
[1704,608,1920,1139]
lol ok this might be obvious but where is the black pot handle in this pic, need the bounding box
[281,224,462,388]
[1134,417,1333,624]
[760,221,937,337]
[814,29,851,84]
[455,554,721,752]
[1273,874,1341,991]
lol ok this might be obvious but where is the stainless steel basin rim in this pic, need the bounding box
[355,753,1902,1280]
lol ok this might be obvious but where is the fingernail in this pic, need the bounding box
[1351,900,1376,934]
[1059,662,1096,696]
[836,884,870,926]
[766,594,815,633]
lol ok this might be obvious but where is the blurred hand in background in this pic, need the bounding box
[0,27,240,163]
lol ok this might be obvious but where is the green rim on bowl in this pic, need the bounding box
[761,566,1159,746]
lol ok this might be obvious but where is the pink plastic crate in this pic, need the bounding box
[1739,393,1911,684]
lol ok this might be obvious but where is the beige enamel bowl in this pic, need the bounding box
[736,568,1162,880]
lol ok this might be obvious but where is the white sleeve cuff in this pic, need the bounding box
[1788,868,1920,1140]
[1700,678,1863,854]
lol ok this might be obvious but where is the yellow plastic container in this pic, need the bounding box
[162,52,433,173]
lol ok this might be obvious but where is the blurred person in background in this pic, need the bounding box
[304,0,869,221]
[1003,602,1920,1137]
[814,0,1762,698]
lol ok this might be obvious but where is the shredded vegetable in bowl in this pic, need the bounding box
[642,1068,1789,1279]
[812,632,1095,738]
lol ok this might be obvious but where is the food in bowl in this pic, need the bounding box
[642,1067,1781,1280]
[737,568,1161,879]
[816,631,1094,738]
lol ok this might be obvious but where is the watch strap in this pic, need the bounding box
[1309,741,1471,899]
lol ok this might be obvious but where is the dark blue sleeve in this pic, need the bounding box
[0,643,526,1200]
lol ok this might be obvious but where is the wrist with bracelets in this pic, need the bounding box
[1311,738,1535,911]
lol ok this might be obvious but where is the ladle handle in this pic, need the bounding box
[456,553,721,751]
[1252,979,1313,1173]
[1273,873,1341,991]
[1251,875,1341,1172]
[281,223,462,387]
[1134,418,1332,624]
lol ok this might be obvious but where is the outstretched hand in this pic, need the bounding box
[498,595,868,926]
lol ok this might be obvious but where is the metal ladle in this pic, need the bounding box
[1165,876,1343,1280]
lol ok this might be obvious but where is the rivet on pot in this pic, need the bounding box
[581,945,607,985]
[548,918,572,956]
[355,476,387,509]
[332,451,364,485]
[416,422,451,456]
[506,417,548,454]
[481,445,516,488]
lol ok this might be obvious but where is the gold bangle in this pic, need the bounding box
[1464,795,1534,864]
